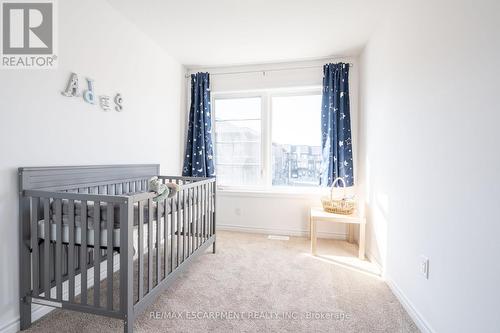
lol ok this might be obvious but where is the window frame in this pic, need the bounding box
[212,87,324,193]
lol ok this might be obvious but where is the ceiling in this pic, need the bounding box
[106,0,388,67]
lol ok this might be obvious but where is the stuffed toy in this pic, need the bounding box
[149,177,179,202]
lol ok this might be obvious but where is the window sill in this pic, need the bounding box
[217,186,331,199]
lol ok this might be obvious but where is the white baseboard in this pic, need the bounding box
[385,277,434,333]
[217,223,347,240]
[0,256,121,333]
[365,250,384,276]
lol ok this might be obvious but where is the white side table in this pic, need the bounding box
[309,207,366,260]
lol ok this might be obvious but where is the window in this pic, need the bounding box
[271,95,322,187]
[213,90,322,189]
[214,97,262,187]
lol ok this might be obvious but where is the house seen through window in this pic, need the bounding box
[271,94,322,187]
[213,91,322,189]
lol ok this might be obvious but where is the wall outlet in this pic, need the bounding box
[235,208,241,216]
[420,256,429,279]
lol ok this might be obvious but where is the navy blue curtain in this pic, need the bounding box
[320,63,354,187]
[182,72,215,177]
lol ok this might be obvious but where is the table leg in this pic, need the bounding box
[309,213,312,240]
[359,223,366,260]
[311,219,317,255]
[348,224,354,243]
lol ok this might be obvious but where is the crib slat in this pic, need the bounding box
[196,185,203,247]
[185,189,194,254]
[191,188,195,251]
[203,184,207,242]
[31,197,40,296]
[186,188,196,253]
[202,184,206,242]
[164,197,168,278]
[43,198,50,299]
[188,188,193,259]
[182,188,189,261]
[196,187,200,249]
[207,183,210,238]
[207,183,210,239]
[206,184,210,239]
[212,181,215,237]
[180,188,184,262]
[202,185,205,242]
[208,183,211,237]
[94,202,101,307]
[200,186,203,244]
[81,201,88,305]
[170,196,175,273]
[176,190,180,267]
[210,182,213,237]
[188,189,192,257]
[148,199,153,291]
[55,199,63,301]
[106,203,114,310]
[206,183,210,238]
[191,187,195,251]
[200,185,203,243]
[156,199,161,284]
[192,189,196,255]
[213,181,216,237]
[192,187,196,250]
[138,201,144,299]
[208,183,211,239]
[186,190,189,257]
[68,200,75,302]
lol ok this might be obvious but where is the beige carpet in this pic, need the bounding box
[25,231,419,332]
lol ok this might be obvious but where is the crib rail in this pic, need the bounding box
[22,190,130,317]
[129,177,216,315]
[19,174,216,333]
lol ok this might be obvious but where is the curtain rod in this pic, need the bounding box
[184,63,353,78]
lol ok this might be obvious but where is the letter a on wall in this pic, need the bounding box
[61,73,79,97]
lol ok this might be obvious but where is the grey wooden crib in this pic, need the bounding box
[18,164,216,332]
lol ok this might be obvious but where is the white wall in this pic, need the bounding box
[187,58,360,239]
[359,0,500,332]
[0,1,183,331]
[216,191,344,239]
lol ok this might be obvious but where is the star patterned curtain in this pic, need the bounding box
[182,72,215,177]
[320,63,354,187]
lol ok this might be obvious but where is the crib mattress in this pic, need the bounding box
[48,195,200,227]
[37,193,208,248]
[37,219,164,248]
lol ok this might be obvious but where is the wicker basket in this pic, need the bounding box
[321,177,356,215]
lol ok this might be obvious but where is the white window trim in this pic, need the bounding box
[212,87,324,194]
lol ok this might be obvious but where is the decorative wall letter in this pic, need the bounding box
[114,93,123,112]
[99,95,111,111]
[61,72,124,112]
[82,78,96,104]
[61,73,79,97]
